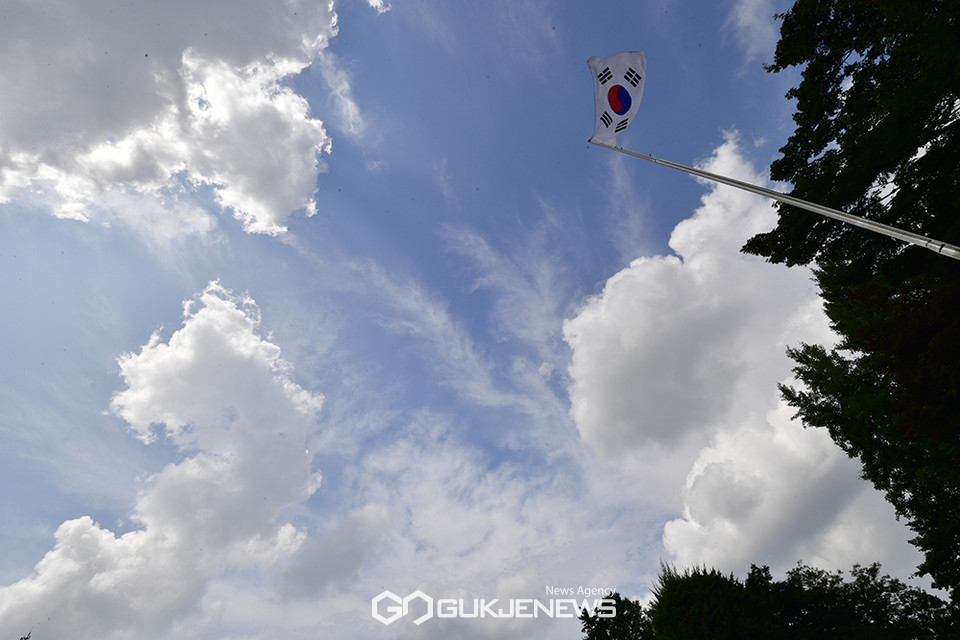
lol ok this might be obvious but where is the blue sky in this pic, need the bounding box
[0,1,930,638]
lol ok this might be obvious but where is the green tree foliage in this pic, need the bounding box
[748,563,957,639]
[580,562,957,639]
[579,592,651,640]
[740,0,960,596]
[647,565,773,639]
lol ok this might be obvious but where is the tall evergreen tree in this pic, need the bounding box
[742,0,960,596]
[646,565,772,639]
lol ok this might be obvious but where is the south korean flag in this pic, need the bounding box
[588,51,646,145]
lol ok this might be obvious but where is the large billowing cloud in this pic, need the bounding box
[0,282,323,638]
[564,132,824,453]
[0,0,337,236]
[663,397,921,578]
[564,133,923,579]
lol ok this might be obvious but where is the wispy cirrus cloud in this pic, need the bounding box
[356,260,520,410]
[725,0,781,63]
[314,50,372,143]
[443,221,571,364]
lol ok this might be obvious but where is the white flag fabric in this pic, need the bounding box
[588,51,646,145]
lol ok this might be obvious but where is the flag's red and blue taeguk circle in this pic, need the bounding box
[607,84,631,115]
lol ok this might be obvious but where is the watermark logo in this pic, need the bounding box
[371,590,433,625]
[371,587,617,625]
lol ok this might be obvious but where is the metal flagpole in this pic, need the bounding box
[588,138,960,261]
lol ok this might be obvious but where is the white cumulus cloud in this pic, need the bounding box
[564,132,821,453]
[0,282,323,638]
[565,132,923,581]
[0,0,338,237]
[663,397,922,578]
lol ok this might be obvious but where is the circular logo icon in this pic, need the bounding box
[607,85,631,115]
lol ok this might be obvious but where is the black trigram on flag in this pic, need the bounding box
[597,67,613,85]
[600,112,613,128]
[624,67,642,87]
[615,119,629,133]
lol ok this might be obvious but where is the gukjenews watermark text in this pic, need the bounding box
[371,587,617,625]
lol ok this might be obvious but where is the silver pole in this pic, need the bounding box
[588,138,960,261]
